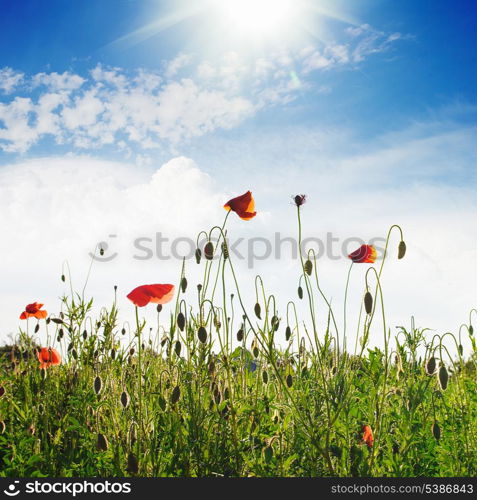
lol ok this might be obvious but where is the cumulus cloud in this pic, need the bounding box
[0,25,404,154]
[0,67,24,94]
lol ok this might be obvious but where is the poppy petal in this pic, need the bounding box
[127,284,175,307]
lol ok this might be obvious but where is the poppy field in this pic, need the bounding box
[1,192,476,477]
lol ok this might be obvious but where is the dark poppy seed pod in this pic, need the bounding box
[94,376,102,395]
[198,326,208,344]
[285,326,291,341]
[82,330,88,340]
[221,242,229,260]
[286,374,293,388]
[252,343,259,358]
[304,259,313,276]
[61,274,65,282]
[111,349,116,360]
[426,357,436,375]
[262,370,269,384]
[432,421,441,441]
[171,385,181,404]
[156,304,162,313]
[195,248,202,264]
[72,349,78,360]
[237,329,244,341]
[34,324,40,333]
[58,329,64,339]
[120,391,130,408]
[254,302,261,319]
[97,433,108,451]
[177,312,185,331]
[398,240,406,259]
[204,241,214,260]
[298,286,303,299]
[174,340,181,357]
[364,291,373,315]
[438,365,448,390]
[126,453,139,475]
[129,348,135,356]
[0,386,5,398]
[181,277,188,293]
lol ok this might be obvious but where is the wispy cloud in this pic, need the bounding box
[0,25,405,155]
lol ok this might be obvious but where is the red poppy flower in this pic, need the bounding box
[19,302,48,320]
[127,284,175,307]
[348,245,377,264]
[37,347,61,370]
[362,425,374,448]
[224,191,256,220]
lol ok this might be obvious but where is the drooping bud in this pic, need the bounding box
[171,385,181,404]
[237,329,244,342]
[286,374,293,388]
[180,277,188,293]
[126,453,139,475]
[398,240,407,259]
[304,259,313,276]
[285,326,291,341]
[120,391,130,409]
[94,376,102,395]
[254,303,261,319]
[177,312,186,331]
[438,365,449,390]
[293,194,306,207]
[97,433,109,451]
[204,241,214,260]
[364,291,373,315]
[298,286,303,300]
[174,340,181,357]
[195,248,202,264]
[198,326,208,344]
[432,421,441,441]
[425,357,436,375]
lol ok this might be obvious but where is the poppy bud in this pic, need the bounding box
[458,344,463,356]
[285,326,291,341]
[61,274,65,282]
[469,324,474,336]
[293,194,306,207]
[97,433,108,451]
[271,315,279,331]
[195,248,202,264]
[94,376,102,395]
[126,453,139,475]
[171,385,181,404]
[204,241,214,260]
[221,242,229,260]
[120,391,130,408]
[286,374,293,388]
[0,386,5,397]
[398,240,406,259]
[110,349,116,360]
[181,277,188,293]
[364,291,373,315]
[177,312,185,331]
[438,365,448,390]
[254,302,261,319]
[208,360,215,374]
[237,329,244,342]
[99,247,104,256]
[82,330,88,340]
[432,421,441,441]
[34,324,40,333]
[121,328,126,335]
[174,340,181,357]
[198,326,208,344]
[298,286,303,299]
[304,259,313,276]
[425,357,436,375]
[262,370,269,384]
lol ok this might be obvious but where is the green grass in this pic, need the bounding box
[0,204,476,477]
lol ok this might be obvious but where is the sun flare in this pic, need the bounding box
[216,0,300,38]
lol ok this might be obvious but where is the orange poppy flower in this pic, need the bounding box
[19,302,48,320]
[224,191,257,220]
[37,347,61,369]
[127,284,175,307]
[348,244,377,264]
[362,424,374,448]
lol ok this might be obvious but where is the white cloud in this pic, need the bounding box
[32,71,85,91]
[0,67,24,94]
[165,53,192,78]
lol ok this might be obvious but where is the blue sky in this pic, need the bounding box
[1,0,477,347]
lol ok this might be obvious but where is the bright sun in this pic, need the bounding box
[217,0,300,38]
